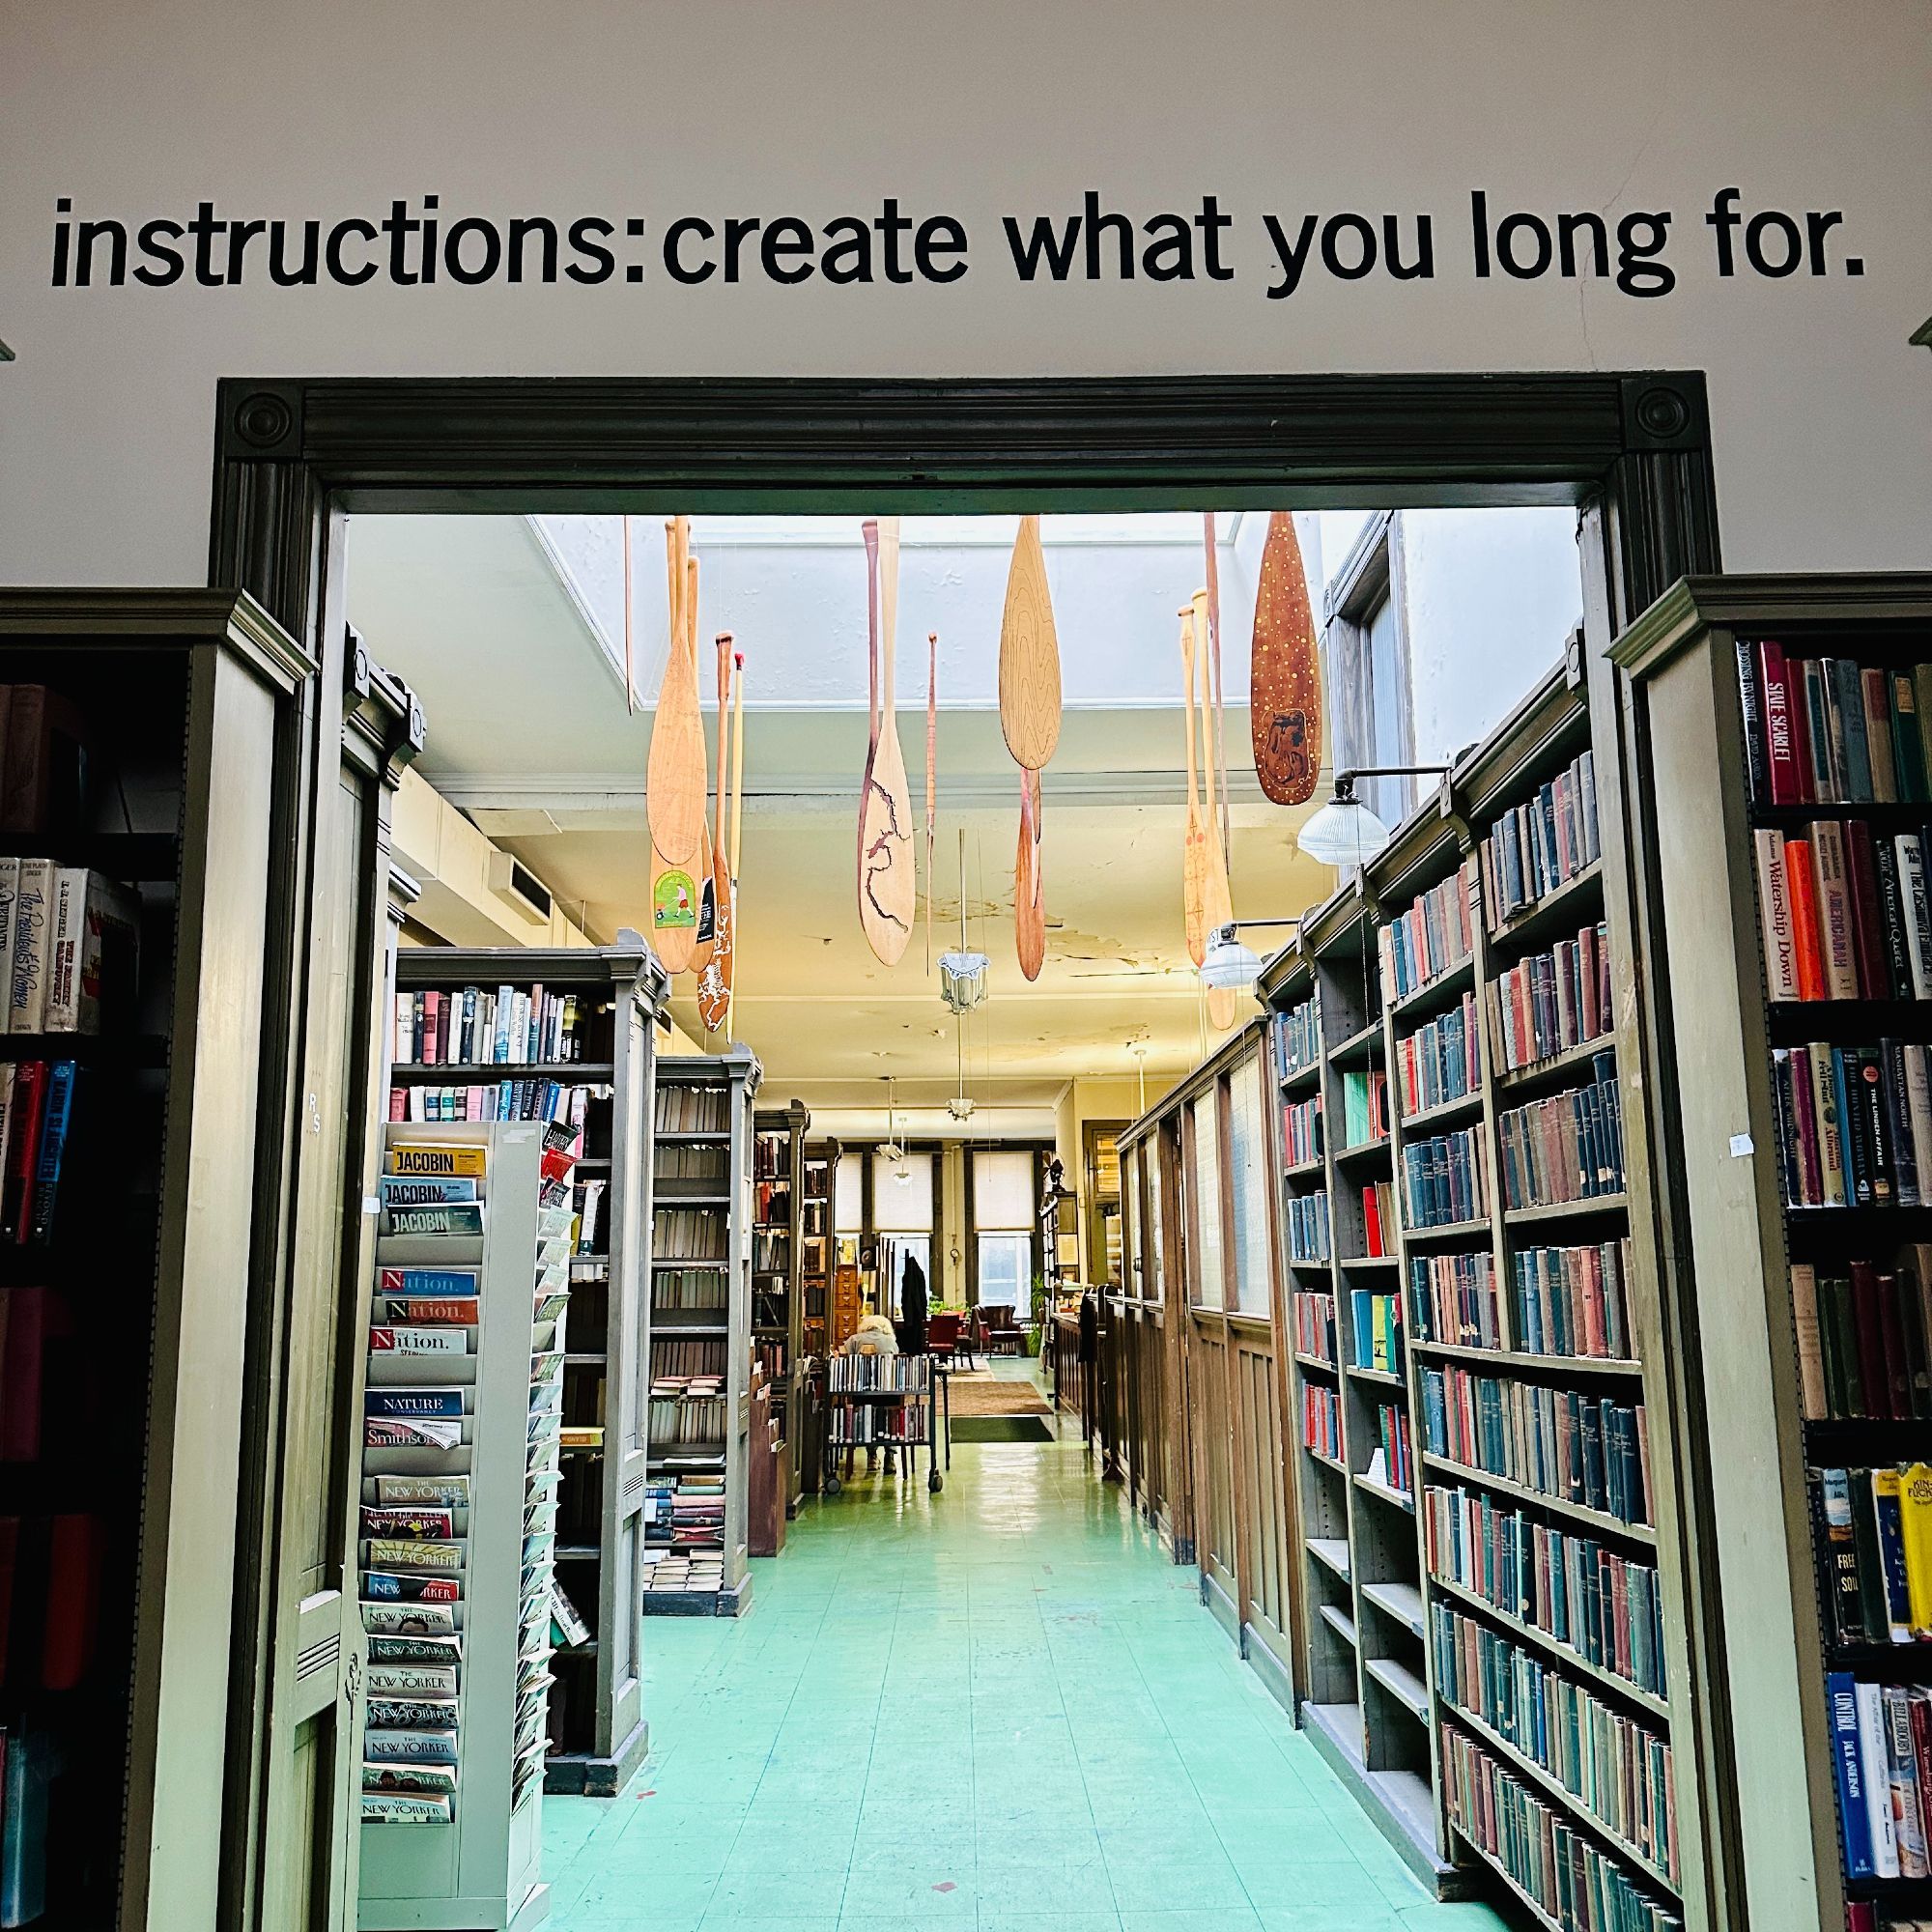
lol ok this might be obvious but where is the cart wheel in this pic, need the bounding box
[927,1470,944,1493]
[825,1475,842,1495]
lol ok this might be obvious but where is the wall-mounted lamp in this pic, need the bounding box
[1296,764,1452,868]
[1199,915,1307,996]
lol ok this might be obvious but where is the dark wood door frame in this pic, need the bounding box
[203,368,1720,1930]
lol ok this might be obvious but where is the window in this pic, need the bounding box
[1227,1055,1272,1315]
[972,1150,1035,1310]
[1324,511,1418,842]
[1190,1089,1224,1310]
[871,1151,934,1317]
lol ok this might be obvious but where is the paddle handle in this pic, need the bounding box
[1179,608,1200,810]
[877,517,900,715]
[1193,592,1215,832]
[714,633,733,859]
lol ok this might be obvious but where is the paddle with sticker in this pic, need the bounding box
[696,635,735,1034]
[649,520,706,972]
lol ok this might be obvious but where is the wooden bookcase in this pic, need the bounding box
[1117,1023,1301,1713]
[1247,659,1703,1924]
[1611,575,1932,1932]
[799,1137,838,1371]
[753,1101,810,1510]
[389,945,667,1797]
[645,1049,761,1614]
[0,592,330,1930]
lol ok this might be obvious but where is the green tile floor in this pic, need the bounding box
[543,1360,1508,1932]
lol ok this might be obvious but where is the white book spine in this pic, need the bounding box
[1752,829,1800,1001]
[43,866,87,1034]
[0,860,19,1038]
[1858,1677,1902,1877]
[9,859,55,1034]
[1900,836,1932,1000]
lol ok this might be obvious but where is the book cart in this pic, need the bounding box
[645,1049,760,1614]
[389,945,667,1797]
[1611,575,1932,1932]
[753,1100,810,1511]
[821,1352,947,1494]
[1247,655,1707,1926]
[356,1120,567,1932]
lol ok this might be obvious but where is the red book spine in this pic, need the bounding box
[1850,1262,1893,1419]
[39,1513,100,1690]
[1909,1696,1932,1875]
[0,1286,47,1463]
[1784,838,1826,1000]
[387,1086,406,1122]
[1842,820,1889,1001]
[1363,1184,1384,1259]
[1759,640,1803,804]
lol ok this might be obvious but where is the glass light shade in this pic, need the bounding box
[939,949,990,1012]
[1297,796,1394,867]
[1199,931,1263,993]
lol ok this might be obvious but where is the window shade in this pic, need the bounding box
[871,1151,934,1233]
[972,1151,1036,1231]
[834,1153,864,1235]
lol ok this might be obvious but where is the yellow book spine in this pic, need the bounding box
[1899,1463,1932,1637]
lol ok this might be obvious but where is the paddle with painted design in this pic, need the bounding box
[1179,607,1208,968]
[1250,510,1322,806]
[858,517,915,964]
[1015,764,1045,981]
[696,634,735,1033]
[1194,592,1238,1032]
[649,522,704,973]
[857,521,882,903]
[726,649,746,1040]
[999,514,1061,771]
[925,630,938,976]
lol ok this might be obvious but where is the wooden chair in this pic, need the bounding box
[981,1303,1023,1355]
[925,1312,965,1369]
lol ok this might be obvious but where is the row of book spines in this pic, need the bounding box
[1441,1724,1683,1932]
[1374,1402,1413,1494]
[1421,1366,1653,1529]
[825,1357,932,1391]
[1379,856,1480,1002]
[1481,748,1604,930]
[655,1087,730,1133]
[1292,1292,1337,1361]
[1340,1068,1390,1147]
[1815,1464,1932,1648]
[1772,1042,1930,1209]
[1400,1122,1487,1229]
[389,1081,590,1126]
[1396,990,1480,1114]
[1755,820,1932,1005]
[0,863,139,1037]
[1423,1481,1668,1699]
[1361,1181,1395,1259]
[654,1207,725,1252]
[1741,639,1932,809]
[1286,1193,1331,1261]
[1433,1602,1677,1882]
[0,1062,82,1253]
[1511,1240,1634,1364]
[1282,1095,1323,1166]
[1275,1000,1321,1079]
[1496,1060,1627,1211]
[1496,924,1613,1073]
[1827,1673,1932,1884]
[1299,1382,1341,1458]
[391,984,580,1067]
[1349,1290,1402,1375]
[1794,1261,1932,1422]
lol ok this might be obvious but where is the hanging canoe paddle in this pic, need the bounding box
[649,536,704,973]
[683,556,719,977]
[998,514,1061,770]
[1205,513,1231,858]
[1250,510,1322,806]
[1015,765,1045,981]
[925,631,938,977]
[696,635,735,1034]
[1195,592,1238,1032]
[1179,607,1208,968]
[726,649,746,1040]
[858,520,882,901]
[858,518,915,964]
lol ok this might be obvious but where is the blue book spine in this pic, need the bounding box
[1829,1670,1876,1879]
[29,1059,77,1243]
[378,1176,479,1205]
[384,1267,478,1295]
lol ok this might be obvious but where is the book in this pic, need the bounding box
[369,1325,469,1356]
[0,1061,46,1244]
[1857,1679,1902,1875]
[1811,821,1860,999]
[1758,640,1803,804]
[1901,1463,1932,1637]
[365,1388,464,1421]
[377,1176,480,1207]
[1787,838,1827,999]
[385,1143,489,1179]
[360,1792,452,1825]
[363,1725,459,1762]
[1754,830,1800,1000]
[0,1730,51,1925]
[381,1202,485,1238]
[1831,1671,1876,1879]
[5,862,53,1035]
[1791,1264,1828,1418]
[377,1266,479,1296]
[43,868,138,1034]
[363,1757,456,1795]
[361,1600,457,1636]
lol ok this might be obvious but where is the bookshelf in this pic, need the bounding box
[1256,659,1704,1925]
[753,1100,810,1512]
[356,1121,564,1928]
[1611,575,1932,1932]
[646,1049,761,1614]
[389,945,667,1797]
[0,593,329,1929]
[800,1137,838,1374]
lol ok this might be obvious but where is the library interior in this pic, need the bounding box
[3,487,1931,1932]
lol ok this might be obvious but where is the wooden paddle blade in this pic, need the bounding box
[1179,610,1208,968]
[650,838,701,974]
[647,526,708,862]
[1250,510,1322,806]
[1195,594,1236,941]
[1206,983,1238,1032]
[696,636,735,1030]
[1015,767,1045,981]
[859,519,915,965]
[998,515,1062,770]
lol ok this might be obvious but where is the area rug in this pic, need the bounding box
[950,1416,1055,1443]
[945,1372,1053,1418]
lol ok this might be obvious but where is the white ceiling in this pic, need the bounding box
[346,511,1337,1125]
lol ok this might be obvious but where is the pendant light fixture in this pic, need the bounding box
[938,826,989,1014]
